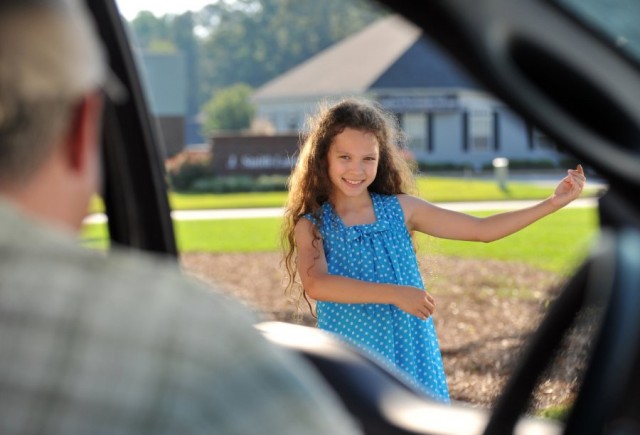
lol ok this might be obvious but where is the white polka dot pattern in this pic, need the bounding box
[305,193,450,402]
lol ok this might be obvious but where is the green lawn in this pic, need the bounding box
[80,223,109,250]
[416,208,599,275]
[174,218,283,252]
[81,217,283,252]
[82,207,599,275]
[170,191,288,210]
[83,174,601,272]
[87,191,288,214]
[416,177,563,202]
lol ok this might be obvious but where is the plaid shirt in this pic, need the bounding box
[0,201,360,434]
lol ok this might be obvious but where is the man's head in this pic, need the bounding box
[0,0,108,230]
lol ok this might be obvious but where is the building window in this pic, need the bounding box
[403,113,428,153]
[467,110,495,152]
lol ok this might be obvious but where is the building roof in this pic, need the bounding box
[370,35,478,90]
[253,15,478,101]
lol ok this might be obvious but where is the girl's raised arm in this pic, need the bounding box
[400,165,586,243]
[295,218,436,320]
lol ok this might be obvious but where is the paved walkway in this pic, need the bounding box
[83,197,598,225]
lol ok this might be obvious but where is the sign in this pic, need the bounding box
[211,134,300,176]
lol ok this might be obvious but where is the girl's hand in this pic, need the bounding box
[393,286,436,320]
[550,164,586,208]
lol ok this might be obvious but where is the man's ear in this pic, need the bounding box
[65,91,104,172]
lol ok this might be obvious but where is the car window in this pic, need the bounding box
[555,0,640,65]
[107,0,602,420]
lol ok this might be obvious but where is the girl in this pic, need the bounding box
[282,98,585,402]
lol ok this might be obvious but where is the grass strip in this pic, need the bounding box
[417,208,599,275]
[82,207,599,275]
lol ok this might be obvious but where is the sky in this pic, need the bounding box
[115,0,216,21]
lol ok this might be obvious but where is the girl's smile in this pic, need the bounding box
[343,179,365,185]
[327,128,379,200]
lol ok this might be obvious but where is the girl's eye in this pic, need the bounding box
[340,155,350,160]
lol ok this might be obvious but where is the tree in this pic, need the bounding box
[198,0,386,105]
[129,11,172,51]
[125,0,387,134]
[202,83,256,134]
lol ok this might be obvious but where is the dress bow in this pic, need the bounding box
[345,220,389,241]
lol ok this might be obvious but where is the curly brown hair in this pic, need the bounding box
[281,97,416,312]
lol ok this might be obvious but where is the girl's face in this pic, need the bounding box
[327,127,380,201]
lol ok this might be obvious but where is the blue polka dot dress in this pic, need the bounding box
[305,192,450,402]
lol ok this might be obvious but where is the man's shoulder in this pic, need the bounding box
[0,217,258,336]
[0,212,362,435]
[0,222,268,377]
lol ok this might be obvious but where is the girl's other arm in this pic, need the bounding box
[295,218,435,320]
[401,165,586,243]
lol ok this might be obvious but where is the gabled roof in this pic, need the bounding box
[370,36,478,90]
[253,15,478,101]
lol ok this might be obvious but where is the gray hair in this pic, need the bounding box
[0,0,107,185]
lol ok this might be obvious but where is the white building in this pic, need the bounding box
[252,15,563,170]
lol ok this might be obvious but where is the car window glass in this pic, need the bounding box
[555,0,640,65]
[109,0,602,419]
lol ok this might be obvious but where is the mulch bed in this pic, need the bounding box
[181,252,596,414]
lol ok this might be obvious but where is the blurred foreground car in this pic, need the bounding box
[82,1,640,434]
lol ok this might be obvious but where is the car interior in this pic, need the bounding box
[90,0,640,433]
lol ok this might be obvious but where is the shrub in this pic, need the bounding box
[254,175,289,192]
[177,175,289,194]
[477,159,561,171]
[166,150,215,191]
[501,159,557,170]
[191,176,254,193]
[417,161,472,172]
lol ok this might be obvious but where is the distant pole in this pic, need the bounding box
[492,157,509,192]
